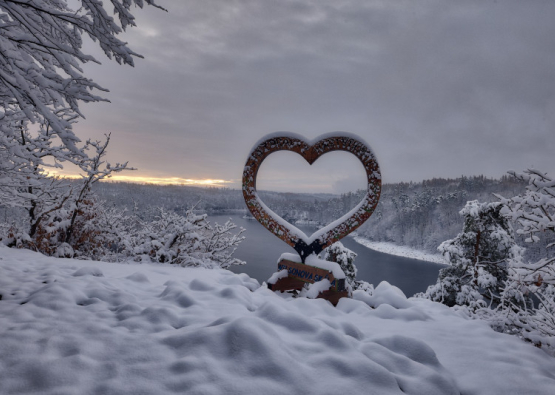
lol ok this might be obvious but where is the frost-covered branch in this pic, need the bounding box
[486,170,555,350]
[495,169,555,238]
[64,133,134,244]
[0,0,165,149]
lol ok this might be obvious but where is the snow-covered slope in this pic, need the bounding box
[1,247,554,395]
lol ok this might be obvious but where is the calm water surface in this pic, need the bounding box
[209,214,444,297]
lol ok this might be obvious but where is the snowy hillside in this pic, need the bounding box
[1,247,554,395]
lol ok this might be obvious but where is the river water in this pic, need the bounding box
[209,214,445,297]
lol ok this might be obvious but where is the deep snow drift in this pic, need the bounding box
[1,247,554,394]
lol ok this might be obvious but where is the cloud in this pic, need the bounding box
[75,0,555,189]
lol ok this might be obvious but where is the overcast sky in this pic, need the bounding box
[70,0,555,193]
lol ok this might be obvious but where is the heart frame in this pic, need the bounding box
[242,132,381,262]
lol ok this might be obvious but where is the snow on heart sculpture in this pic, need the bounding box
[242,132,382,262]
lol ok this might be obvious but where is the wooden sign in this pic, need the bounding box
[270,259,345,292]
[268,259,349,306]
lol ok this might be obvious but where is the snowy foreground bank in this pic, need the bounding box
[1,248,554,395]
[353,236,446,264]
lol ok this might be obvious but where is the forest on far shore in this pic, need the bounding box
[79,173,550,260]
[5,173,548,261]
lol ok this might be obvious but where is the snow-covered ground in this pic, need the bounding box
[1,247,554,394]
[353,236,446,264]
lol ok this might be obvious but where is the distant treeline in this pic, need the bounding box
[358,175,529,254]
[88,175,552,258]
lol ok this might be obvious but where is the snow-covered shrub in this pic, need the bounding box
[16,197,124,260]
[321,241,357,291]
[321,241,377,294]
[56,198,139,261]
[55,243,75,258]
[492,170,555,349]
[130,208,245,269]
[353,280,374,294]
[0,134,132,258]
[198,219,247,269]
[0,223,31,249]
[422,200,524,311]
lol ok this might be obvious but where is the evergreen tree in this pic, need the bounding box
[423,200,523,310]
[322,241,357,290]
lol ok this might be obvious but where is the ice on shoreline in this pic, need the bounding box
[353,236,446,265]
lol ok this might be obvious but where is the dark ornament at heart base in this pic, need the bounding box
[242,132,381,305]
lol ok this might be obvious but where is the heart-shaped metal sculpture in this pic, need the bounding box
[242,132,381,262]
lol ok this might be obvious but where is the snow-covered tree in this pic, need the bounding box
[64,134,131,243]
[0,0,164,201]
[0,114,77,225]
[1,132,131,254]
[0,0,165,151]
[493,170,555,348]
[0,0,163,252]
[321,241,376,294]
[322,241,357,291]
[0,0,163,186]
[422,200,524,310]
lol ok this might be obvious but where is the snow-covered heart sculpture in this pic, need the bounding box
[242,133,381,262]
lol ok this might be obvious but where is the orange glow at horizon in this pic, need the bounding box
[46,171,236,187]
[107,175,235,187]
